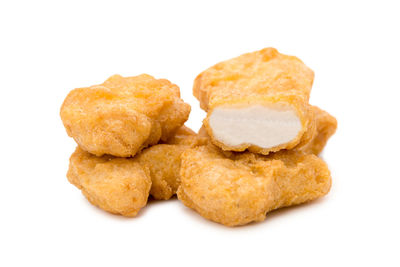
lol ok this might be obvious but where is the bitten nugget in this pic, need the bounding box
[197,105,337,156]
[194,47,316,155]
[177,145,331,226]
[137,126,207,200]
[67,147,151,217]
[61,74,191,157]
[301,106,337,155]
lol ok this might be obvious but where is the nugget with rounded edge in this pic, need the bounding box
[194,47,316,155]
[67,147,151,217]
[301,106,337,155]
[177,145,331,226]
[61,74,191,157]
[137,126,207,200]
[68,126,206,211]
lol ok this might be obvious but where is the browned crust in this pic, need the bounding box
[177,145,331,226]
[193,48,315,155]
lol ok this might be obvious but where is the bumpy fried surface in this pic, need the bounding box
[193,47,316,154]
[61,74,190,157]
[301,106,337,155]
[137,126,207,200]
[177,145,331,226]
[67,147,151,217]
[194,47,314,111]
[68,126,207,213]
[165,125,199,145]
[136,144,186,200]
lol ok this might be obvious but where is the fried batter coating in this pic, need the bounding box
[166,125,209,147]
[67,147,151,217]
[177,145,331,226]
[301,106,337,155]
[136,144,186,200]
[193,47,316,155]
[137,126,207,200]
[68,126,206,213]
[61,74,191,157]
[165,125,197,145]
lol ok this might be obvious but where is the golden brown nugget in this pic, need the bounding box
[67,147,151,217]
[301,106,337,155]
[61,74,191,157]
[177,145,331,226]
[137,126,207,200]
[194,47,316,155]
[136,144,186,200]
[67,126,205,213]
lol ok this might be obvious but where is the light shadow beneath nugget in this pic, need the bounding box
[78,194,180,221]
[79,193,330,227]
[257,197,330,226]
[176,196,331,229]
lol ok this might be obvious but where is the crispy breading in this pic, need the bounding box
[177,145,331,226]
[301,106,337,155]
[136,144,186,200]
[67,147,151,217]
[61,74,190,157]
[68,127,206,213]
[193,48,316,155]
[137,126,208,200]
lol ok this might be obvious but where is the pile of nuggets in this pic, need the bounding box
[60,48,337,226]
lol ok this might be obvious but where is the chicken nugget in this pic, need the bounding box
[194,47,316,155]
[197,105,337,156]
[137,126,207,200]
[177,145,331,226]
[61,74,191,157]
[135,144,185,200]
[67,147,151,217]
[68,126,206,213]
[301,106,337,155]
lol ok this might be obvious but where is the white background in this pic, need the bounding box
[1,1,399,266]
